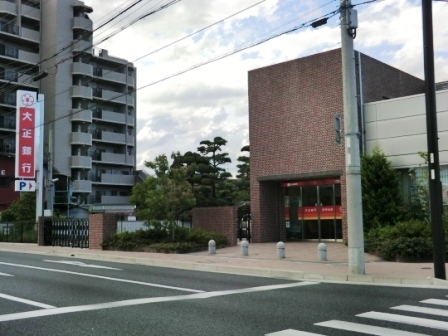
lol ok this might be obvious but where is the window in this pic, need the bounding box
[0,177,9,187]
[111,191,117,196]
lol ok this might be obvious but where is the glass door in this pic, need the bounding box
[302,186,318,239]
[318,185,336,239]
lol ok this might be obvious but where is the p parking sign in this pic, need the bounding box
[15,180,36,192]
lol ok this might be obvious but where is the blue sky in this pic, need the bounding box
[84,0,448,175]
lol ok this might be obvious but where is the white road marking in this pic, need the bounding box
[44,260,121,270]
[358,311,448,331]
[0,293,56,309]
[0,281,318,322]
[266,329,326,335]
[392,304,448,317]
[421,298,448,306]
[0,261,203,293]
[316,320,430,335]
[0,272,13,277]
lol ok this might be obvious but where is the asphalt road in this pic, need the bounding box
[1,251,448,336]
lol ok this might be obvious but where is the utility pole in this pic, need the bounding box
[340,0,365,274]
[421,0,446,280]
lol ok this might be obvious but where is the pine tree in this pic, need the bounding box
[361,145,402,231]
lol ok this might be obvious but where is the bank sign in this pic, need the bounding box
[15,90,37,179]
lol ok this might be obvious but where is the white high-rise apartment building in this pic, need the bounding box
[0,0,137,216]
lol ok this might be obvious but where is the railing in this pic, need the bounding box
[0,221,37,243]
[0,21,19,35]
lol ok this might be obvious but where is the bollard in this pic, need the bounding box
[277,241,285,259]
[318,243,327,261]
[208,240,216,255]
[241,240,249,256]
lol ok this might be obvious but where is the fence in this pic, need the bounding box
[43,218,89,248]
[116,220,192,233]
[0,221,37,243]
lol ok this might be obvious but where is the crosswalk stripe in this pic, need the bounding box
[0,272,13,277]
[421,299,448,307]
[358,311,448,331]
[315,320,429,335]
[392,305,448,317]
[265,329,326,336]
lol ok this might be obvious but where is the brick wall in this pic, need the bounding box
[89,213,117,249]
[192,207,238,246]
[37,217,47,246]
[248,48,424,243]
[0,156,20,211]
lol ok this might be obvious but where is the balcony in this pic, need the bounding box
[0,92,16,106]
[71,108,92,123]
[0,67,39,87]
[127,114,134,126]
[93,67,126,83]
[98,173,134,185]
[73,16,92,32]
[100,195,131,204]
[70,155,92,169]
[127,135,134,146]
[21,27,39,43]
[93,152,134,166]
[22,4,40,21]
[93,108,126,124]
[0,21,18,35]
[93,88,127,104]
[18,49,39,64]
[0,115,15,129]
[0,46,38,64]
[72,39,92,54]
[0,1,17,17]
[72,85,92,100]
[72,180,92,193]
[70,132,92,146]
[72,62,93,77]
[92,129,125,143]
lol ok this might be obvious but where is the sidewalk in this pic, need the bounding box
[1,242,448,287]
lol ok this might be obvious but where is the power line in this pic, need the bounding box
[0,0,159,93]
[0,0,377,144]
[0,0,181,97]
[0,2,345,144]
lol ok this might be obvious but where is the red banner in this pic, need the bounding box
[281,178,340,188]
[15,91,36,178]
[285,206,342,220]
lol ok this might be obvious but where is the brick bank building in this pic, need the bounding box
[248,48,424,243]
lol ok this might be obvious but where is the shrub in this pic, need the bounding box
[367,220,431,241]
[102,227,229,252]
[365,219,448,261]
[187,229,228,246]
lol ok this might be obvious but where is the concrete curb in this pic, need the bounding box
[2,248,448,288]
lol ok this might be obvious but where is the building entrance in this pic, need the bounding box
[283,179,342,241]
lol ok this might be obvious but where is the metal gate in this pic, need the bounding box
[43,218,89,248]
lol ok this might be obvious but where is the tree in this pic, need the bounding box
[0,193,36,222]
[173,137,233,207]
[361,145,403,231]
[197,136,232,199]
[234,145,250,203]
[130,155,196,237]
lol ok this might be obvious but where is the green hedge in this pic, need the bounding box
[365,219,448,261]
[102,228,229,253]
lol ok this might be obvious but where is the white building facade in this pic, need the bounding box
[364,84,448,204]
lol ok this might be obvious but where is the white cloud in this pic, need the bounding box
[82,0,448,175]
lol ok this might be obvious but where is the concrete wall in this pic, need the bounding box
[192,207,237,246]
